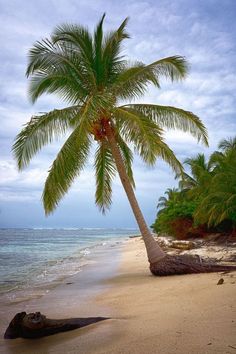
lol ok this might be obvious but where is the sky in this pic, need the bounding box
[0,0,235,228]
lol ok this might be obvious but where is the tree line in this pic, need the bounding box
[152,137,236,239]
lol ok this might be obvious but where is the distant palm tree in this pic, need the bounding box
[218,136,236,152]
[195,137,236,226]
[14,15,232,275]
[209,136,236,171]
[179,154,212,197]
[157,188,179,210]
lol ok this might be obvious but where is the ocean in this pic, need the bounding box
[0,228,139,302]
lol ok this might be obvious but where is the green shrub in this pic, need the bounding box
[151,200,197,236]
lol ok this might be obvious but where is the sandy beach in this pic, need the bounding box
[1,237,236,354]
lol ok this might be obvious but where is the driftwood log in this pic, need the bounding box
[4,312,109,339]
[170,240,195,250]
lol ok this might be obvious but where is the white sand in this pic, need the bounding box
[1,238,236,354]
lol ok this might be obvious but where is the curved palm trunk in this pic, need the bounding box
[104,121,236,276]
[104,121,166,264]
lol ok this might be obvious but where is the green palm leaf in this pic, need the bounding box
[26,39,90,103]
[115,107,163,165]
[12,106,81,170]
[51,23,96,86]
[123,104,208,146]
[102,17,129,85]
[116,133,135,187]
[193,145,236,226]
[94,14,105,86]
[94,140,116,213]
[114,56,189,100]
[115,107,183,174]
[218,136,236,152]
[43,124,91,215]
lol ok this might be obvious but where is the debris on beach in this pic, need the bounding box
[148,234,236,276]
[129,235,141,239]
[4,312,109,339]
[155,234,236,264]
[169,240,195,250]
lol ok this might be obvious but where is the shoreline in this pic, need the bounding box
[0,228,138,300]
[1,237,236,353]
[0,238,126,305]
[0,238,127,353]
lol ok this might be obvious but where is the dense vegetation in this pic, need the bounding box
[152,137,236,239]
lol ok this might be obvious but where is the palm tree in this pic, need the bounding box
[195,137,236,226]
[208,136,236,172]
[157,188,179,210]
[13,15,235,275]
[180,154,212,197]
[218,136,236,152]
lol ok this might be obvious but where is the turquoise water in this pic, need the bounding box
[0,228,138,297]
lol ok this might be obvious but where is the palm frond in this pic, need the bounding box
[52,23,96,86]
[28,69,87,104]
[102,17,129,85]
[218,136,236,152]
[178,171,197,190]
[153,139,183,175]
[26,38,92,103]
[43,123,91,215]
[42,93,105,214]
[122,104,208,146]
[208,151,224,169]
[52,23,94,63]
[195,190,236,226]
[184,154,209,178]
[149,55,189,81]
[114,56,189,100]
[114,62,159,100]
[94,140,116,213]
[115,107,163,165]
[114,107,183,174]
[94,14,105,86]
[193,148,236,226]
[116,133,135,187]
[12,106,81,170]
[157,196,168,210]
[26,39,84,80]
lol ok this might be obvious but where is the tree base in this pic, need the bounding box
[150,254,236,276]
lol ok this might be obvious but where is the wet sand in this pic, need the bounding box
[1,238,236,354]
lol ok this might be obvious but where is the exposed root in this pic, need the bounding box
[150,254,236,276]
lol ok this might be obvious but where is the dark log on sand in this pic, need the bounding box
[150,254,236,276]
[4,312,109,339]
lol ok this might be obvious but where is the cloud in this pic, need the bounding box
[0,0,235,227]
